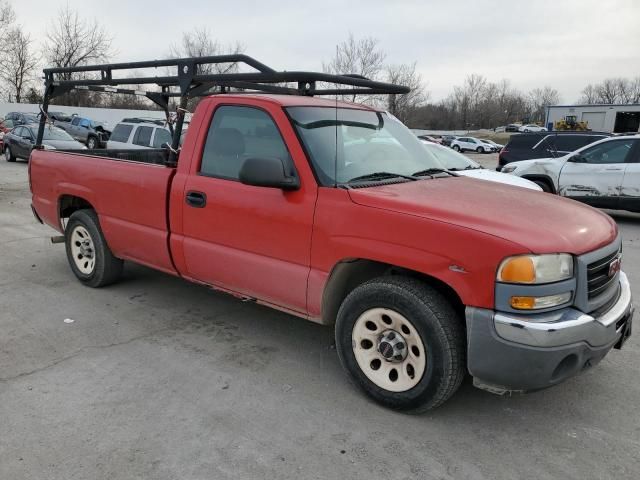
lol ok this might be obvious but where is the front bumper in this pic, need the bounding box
[466,272,633,393]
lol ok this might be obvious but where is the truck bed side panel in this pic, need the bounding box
[30,150,177,274]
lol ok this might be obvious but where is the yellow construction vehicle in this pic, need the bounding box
[554,115,589,131]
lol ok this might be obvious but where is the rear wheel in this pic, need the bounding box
[5,146,16,162]
[65,209,123,287]
[335,276,465,412]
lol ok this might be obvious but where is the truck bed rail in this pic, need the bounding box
[55,148,170,166]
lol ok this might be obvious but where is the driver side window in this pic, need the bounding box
[581,140,634,164]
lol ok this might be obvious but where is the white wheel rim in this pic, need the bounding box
[5,147,10,160]
[69,225,96,274]
[352,308,427,392]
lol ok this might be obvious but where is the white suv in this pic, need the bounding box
[450,137,496,153]
[502,135,640,211]
[107,118,173,149]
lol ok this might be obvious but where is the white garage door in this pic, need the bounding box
[581,112,606,131]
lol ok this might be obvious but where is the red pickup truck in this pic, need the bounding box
[29,57,633,411]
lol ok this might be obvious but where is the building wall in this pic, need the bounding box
[0,102,165,128]
[545,104,640,133]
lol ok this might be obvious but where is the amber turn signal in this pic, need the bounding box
[498,257,536,283]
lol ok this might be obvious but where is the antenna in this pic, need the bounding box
[334,45,339,188]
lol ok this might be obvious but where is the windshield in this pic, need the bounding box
[423,143,480,170]
[287,107,445,185]
[24,114,38,123]
[37,126,74,141]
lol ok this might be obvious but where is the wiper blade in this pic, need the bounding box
[346,171,417,183]
[411,168,456,177]
[464,165,482,170]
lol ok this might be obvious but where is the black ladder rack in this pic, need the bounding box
[37,54,410,165]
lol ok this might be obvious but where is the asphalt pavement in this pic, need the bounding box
[1,157,639,480]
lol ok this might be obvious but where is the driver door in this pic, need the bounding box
[558,139,635,209]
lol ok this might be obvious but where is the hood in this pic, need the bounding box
[457,168,542,190]
[347,177,617,255]
[44,139,86,149]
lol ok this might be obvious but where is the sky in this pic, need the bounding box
[11,0,640,103]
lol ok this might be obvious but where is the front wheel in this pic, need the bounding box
[335,276,466,412]
[452,145,461,152]
[533,179,552,192]
[86,136,98,149]
[476,147,484,153]
[5,146,16,162]
[65,209,123,287]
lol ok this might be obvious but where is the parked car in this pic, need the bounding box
[497,131,611,170]
[0,118,13,149]
[30,56,634,412]
[417,134,443,145]
[480,139,504,150]
[420,141,541,190]
[4,124,85,161]
[451,136,496,153]
[48,111,73,122]
[107,118,175,149]
[505,124,521,132]
[55,115,111,149]
[440,134,457,146]
[519,124,547,132]
[494,126,506,133]
[4,112,39,126]
[501,135,640,211]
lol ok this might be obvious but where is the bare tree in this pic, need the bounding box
[43,6,112,79]
[0,0,15,44]
[0,28,39,103]
[385,62,429,122]
[579,84,598,104]
[170,28,244,75]
[528,86,561,123]
[595,78,620,104]
[323,34,386,104]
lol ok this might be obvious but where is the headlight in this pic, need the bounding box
[497,254,573,284]
[501,165,517,174]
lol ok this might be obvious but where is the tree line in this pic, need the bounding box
[0,2,637,129]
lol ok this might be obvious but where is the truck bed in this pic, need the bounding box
[30,149,177,274]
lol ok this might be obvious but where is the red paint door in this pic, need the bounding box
[180,102,317,314]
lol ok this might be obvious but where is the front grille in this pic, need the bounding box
[587,249,620,300]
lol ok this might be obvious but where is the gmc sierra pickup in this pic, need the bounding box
[29,57,634,411]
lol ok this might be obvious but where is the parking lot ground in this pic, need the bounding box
[1,159,639,480]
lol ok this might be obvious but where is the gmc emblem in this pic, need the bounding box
[608,257,621,278]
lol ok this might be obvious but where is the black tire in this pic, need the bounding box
[335,276,466,412]
[86,136,98,149]
[5,146,16,162]
[452,144,461,152]
[533,179,552,192]
[65,209,123,287]
[476,147,483,153]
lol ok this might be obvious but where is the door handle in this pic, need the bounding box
[605,168,623,171]
[185,191,207,208]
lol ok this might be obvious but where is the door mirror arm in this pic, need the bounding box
[569,154,586,163]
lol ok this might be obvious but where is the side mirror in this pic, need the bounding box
[569,154,586,163]
[239,157,300,190]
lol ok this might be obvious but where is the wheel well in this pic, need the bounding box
[59,195,94,223]
[521,175,556,193]
[321,259,465,326]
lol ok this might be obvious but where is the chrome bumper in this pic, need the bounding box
[493,272,632,348]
